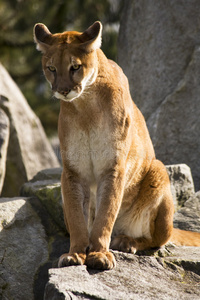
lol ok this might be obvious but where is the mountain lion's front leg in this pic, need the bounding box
[86,168,126,270]
[58,169,90,268]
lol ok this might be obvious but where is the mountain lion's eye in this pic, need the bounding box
[71,64,81,71]
[48,66,56,72]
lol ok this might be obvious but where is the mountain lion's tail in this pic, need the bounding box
[170,228,200,246]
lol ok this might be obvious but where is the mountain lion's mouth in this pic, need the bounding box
[54,90,81,102]
[54,83,83,102]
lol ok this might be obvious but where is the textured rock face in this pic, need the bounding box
[0,63,60,196]
[118,0,200,190]
[0,195,69,300]
[21,167,64,230]
[174,191,200,232]
[0,197,48,300]
[166,164,195,211]
[0,109,9,194]
[44,246,200,300]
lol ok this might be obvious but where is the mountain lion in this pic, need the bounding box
[34,21,200,270]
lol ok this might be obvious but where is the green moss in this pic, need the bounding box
[1,219,8,229]
[35,184,65,230]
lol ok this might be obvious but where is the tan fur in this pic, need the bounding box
[34,21,200,270]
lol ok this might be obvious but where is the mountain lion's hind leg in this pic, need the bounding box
[111,160,174,253]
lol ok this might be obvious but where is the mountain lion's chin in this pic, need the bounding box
[54,91,80,102]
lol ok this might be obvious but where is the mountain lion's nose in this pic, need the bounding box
[59,89,71,96]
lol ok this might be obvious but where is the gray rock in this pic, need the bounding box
[44,246,200,300]
[173,191,200,232]
[30,167,62,182]
[0,63,60,197]
[21,168,65,230]
[118,0,200,190]
[0,197,48,300]
[166,164,195,211]
[0,109,9,195]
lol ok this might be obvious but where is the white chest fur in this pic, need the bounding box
[113,205,152,240]
[66,122,116,184]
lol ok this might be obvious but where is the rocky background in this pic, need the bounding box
[0,63,60,197]
[1,0,200,299]
[118,0,200,191]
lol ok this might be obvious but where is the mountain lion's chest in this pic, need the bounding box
[65,122,116,184]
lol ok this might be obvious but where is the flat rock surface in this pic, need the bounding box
[45,246,200,300]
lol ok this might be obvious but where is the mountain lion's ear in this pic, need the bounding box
[34,23,52,53]
[79,21,102,52]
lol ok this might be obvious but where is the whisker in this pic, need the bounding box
[50,94,58,102]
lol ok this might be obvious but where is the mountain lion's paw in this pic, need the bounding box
[86,251,116,270]
[111,235,137,253]
[58,253,86,268]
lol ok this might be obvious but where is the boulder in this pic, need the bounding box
[118,0,200,190]
[44,246,200,300]
[0,63,60,197]
[21,167,65,230]
[173,191,200,232]
[44,191,200,299]
[0,109,9,195]
[30,167,63,182]
[0,197,48,300]
[166,164,195,211]
[0,196,69,300]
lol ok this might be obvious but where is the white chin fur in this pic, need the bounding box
[54,91,80,102]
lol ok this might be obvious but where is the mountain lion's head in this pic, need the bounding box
[34,21,102,102]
